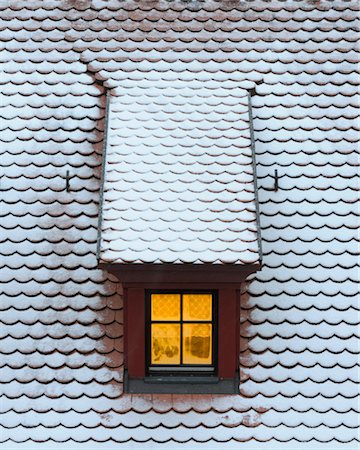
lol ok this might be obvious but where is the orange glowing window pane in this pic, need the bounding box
[151,294,180,321]
[183,294,212,321]
[183,323,212,365]
[151,324,180,365]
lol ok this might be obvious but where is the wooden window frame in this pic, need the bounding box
[145,290,218,377]
[123,284,243,393]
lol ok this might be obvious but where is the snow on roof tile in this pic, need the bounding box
[98,76,260,264]
[0,0,359,449]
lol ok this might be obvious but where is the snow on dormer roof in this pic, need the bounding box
[98,74,261,265]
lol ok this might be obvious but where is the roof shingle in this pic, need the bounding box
[0,0,359,448]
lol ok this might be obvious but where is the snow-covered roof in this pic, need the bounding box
[99,79,260,265]
[0,0,359,449]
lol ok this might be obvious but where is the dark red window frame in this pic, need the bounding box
[145,290,218,376]
[124,284,240,382]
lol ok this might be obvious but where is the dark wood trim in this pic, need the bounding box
[123,287,128,371]
[124,282,246,290]
[126,287,145,377]
[99,262,260,284]
[218,288,239,379]
[235,287,241,373]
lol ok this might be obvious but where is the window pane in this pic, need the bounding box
[151,294,180,321]
[151,324,180,365]
[183,323,212,365]
[183,294,212,321]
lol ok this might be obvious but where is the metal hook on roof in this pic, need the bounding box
[274,169,279,191]
[249,79,264,97]
[65,170,70,192]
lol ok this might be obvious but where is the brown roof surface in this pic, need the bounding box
[0,0,359,448]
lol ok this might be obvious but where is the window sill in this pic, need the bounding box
[125,371,239,394]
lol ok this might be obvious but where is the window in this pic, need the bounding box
[146,292,217,376]
[123,283,241,394]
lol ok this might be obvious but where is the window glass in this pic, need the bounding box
[183,323,212,364]
[151,294,180,321]
[149,292,214,369]
[183,294,212,321]
[151,324,180,365]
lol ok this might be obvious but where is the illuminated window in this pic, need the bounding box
[147,292,216,375]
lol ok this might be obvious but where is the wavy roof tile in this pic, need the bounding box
[0,0,359,449]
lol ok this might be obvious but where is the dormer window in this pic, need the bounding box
[97,77,262,394]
